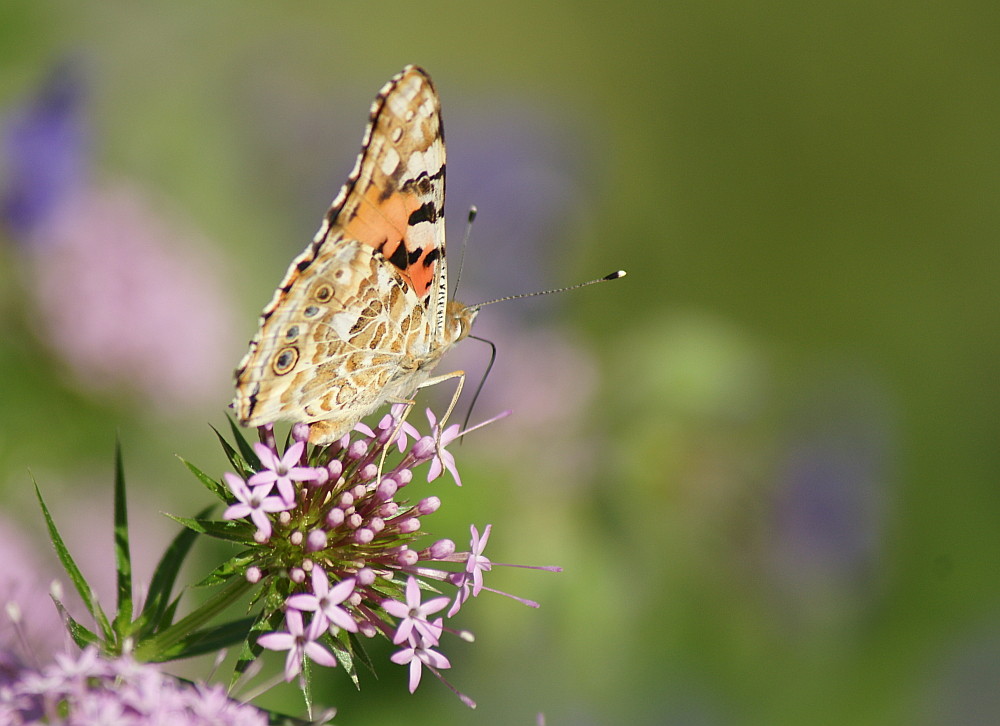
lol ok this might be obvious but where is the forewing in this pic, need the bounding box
[316,65,448,337]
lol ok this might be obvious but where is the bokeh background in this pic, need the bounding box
[2,2,999,725]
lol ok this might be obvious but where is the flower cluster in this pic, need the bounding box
[218,405,553,707]
[0,647,269,725]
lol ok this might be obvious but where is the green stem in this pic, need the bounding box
[134,577,255,661]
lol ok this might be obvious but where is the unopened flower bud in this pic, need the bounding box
[396,548,418,566]
[428,539,456,559]
[411,436,435,460]
[398,517,420,533]
[417,496,441,515]
[357,567,375,586]
[327,508,345,528]
[376,478,398,500]
[306,529,328,552]
[291,422,311,443]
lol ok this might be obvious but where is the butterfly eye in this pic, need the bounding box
[272,346,299,375]
[313,283,334,303]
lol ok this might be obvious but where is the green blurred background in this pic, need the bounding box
[2,2,998,724]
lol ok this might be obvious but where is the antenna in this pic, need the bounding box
[469,270,626,311]
[460,269,626,434]
[451,206,477,298]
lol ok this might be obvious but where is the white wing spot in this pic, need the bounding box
[381,147,400,177]
[391,126,403,143]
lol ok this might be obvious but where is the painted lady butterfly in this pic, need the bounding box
[233,66,475,445]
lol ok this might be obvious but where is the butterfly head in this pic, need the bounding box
[446,300,479,346]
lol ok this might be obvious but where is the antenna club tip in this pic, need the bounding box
[467,206,478,222]
[605,270,627,280]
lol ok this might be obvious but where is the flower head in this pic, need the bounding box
[215,406,553,704]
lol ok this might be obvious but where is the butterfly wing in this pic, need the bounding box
[233,66,448,442]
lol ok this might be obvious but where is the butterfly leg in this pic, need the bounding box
[374,398,419,484]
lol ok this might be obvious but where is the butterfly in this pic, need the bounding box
[233,66,477,445]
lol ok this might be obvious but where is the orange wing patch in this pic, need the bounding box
[342,183,440,300]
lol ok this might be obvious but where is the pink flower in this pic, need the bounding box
[382,576,449,645]
[390,641,451,693]
[285,567,358,634]
[257,609,337,681]
[222,472,292,541]
[449,524,493,616]
[0,646,268,724]
[248,441,317,505]
[424,409,463,485]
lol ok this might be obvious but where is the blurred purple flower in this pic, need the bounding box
[25,183,240,412]
[766,376,892,616]
[0,646,269,724]
[1,60,87,240]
